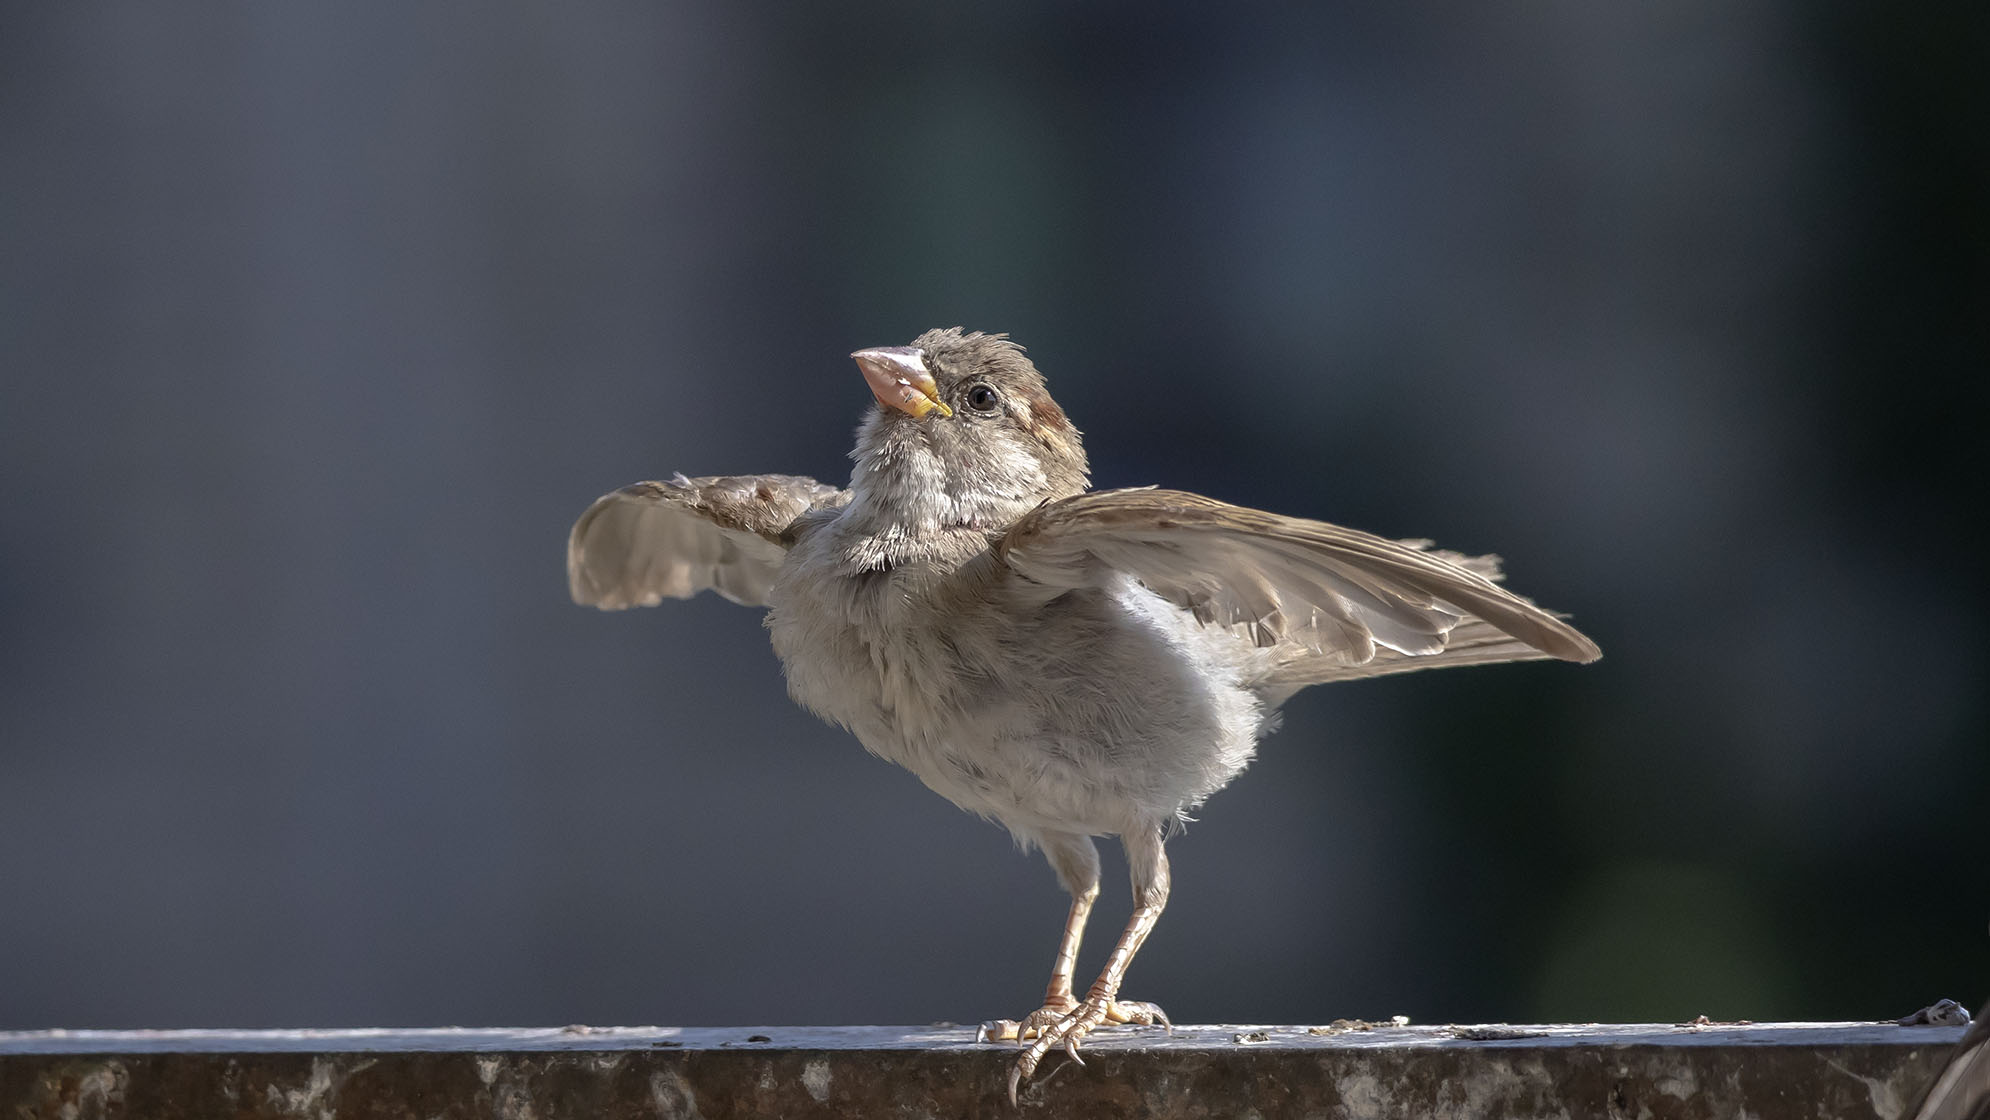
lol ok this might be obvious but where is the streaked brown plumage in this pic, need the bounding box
[567,327,1600,1102]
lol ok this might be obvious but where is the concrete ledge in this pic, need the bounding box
[1,1021,1963,1119]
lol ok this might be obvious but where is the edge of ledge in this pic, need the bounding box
[0,1020,1965,1055]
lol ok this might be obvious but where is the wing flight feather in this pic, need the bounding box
[996,488,1600,677]
[567,473,847,609]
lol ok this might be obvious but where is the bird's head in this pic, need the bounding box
[846,328,1089,533]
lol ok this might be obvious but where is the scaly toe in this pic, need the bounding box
[1010,997,1113,1103]
[979,1000,1078,1044]
[977,1018,1023,1044]
[1104,999,1170,1027]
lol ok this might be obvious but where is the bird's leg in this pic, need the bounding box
[1041,878,1097,1012]
[1007,826,1172,1104]
[977,884,1097,1043]
[979,833,1099,1041]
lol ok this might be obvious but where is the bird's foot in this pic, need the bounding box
[981,995,1169,1104]
[977,995,1167,1042]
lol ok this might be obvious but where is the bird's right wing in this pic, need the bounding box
[567,474,849,609]
[995,488,1599,678]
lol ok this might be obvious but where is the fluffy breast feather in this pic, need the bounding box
[765,534,1275,839]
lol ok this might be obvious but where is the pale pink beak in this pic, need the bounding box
[852,347,952,419]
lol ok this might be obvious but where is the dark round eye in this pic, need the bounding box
[965,384,1001,412]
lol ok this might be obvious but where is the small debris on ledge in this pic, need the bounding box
[1897,999,1973,1027]
[1307,1014,1412,1034]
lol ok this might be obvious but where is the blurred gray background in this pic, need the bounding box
[2,4,1983,1032]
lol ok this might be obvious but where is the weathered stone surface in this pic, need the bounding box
[0,1022,1963,1119]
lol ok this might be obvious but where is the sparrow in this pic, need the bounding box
[567,327,1601,1103]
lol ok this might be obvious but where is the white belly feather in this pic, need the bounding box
[766,541,1272,842]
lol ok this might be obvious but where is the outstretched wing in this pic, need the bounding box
[995,488,1600,680]
[567,473,849,609]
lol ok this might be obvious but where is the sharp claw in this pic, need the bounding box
[998,994,1155,1101]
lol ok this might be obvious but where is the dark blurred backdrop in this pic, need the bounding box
[2,4,1984,1032]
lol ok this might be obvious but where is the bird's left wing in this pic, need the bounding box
[568,474,849,609]
[996,488,1600,669]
